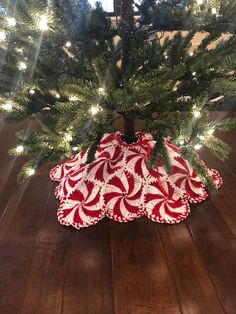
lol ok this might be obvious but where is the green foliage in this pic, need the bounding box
[0,0,236,184]
[215,117,236,131]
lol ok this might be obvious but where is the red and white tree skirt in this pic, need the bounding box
[50,132,222,229]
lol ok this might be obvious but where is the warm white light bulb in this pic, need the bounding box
[192,71,196,76]
[189,52,194,56]
[65,41,71,48]
[197,0,204,5]
[69,95,79,101]
[193,110,201,118]
[64,133,73,142]
[0,30,6,42]
[16,47,24,54]
[6,17,16,27]
[179,140,184,145]
[198,135,205,140]
[211,8,217,14]
[55,93,60,99]
[90,106,99,115]
[29,89,35,95]
[194,144,202,150]
[18,61,27,70]
[72,146,79,151]
[207,129,215,135]
[16,145,24,153]
[98,87,105,94]
[28,168,35,176]
[2,103,12,111]
[38,15,48,31]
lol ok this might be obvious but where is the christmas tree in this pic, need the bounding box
[0,0,236,227]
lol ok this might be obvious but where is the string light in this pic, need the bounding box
[55,92,60,99]
[69,96,79,101]
[2,103,12,111]
[28,168,35,176]
[72,146,79,151]
[16,47,24,54]
[192,71,196,76]
[64,133,73,142]
[197,0,204,4]
[179,140,184,145]
[194,144,202,150]
[189,52,194,56]
[18,61,27,70]
[211,8,217,15]
[65,41,71,48]
[193,110,201,118]
[98,87,105,94]
[207,129,215,135]
[6,17,16,27]
[90,105,99,115]
[29,89,35,95]
[38,15,48,31]
[198,135,205,140]
[0,30,6,42]
[15,145,24,153]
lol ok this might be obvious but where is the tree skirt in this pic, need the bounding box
[50,132,222,229]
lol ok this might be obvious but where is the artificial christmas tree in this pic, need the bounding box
[0,0,236,228]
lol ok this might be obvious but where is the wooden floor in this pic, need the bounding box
[0,112,236,314]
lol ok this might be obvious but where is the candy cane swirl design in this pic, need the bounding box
[55,166,88,200]
[50,132,223,229]
[125,150,151,179]
[104,171,144,222]
[168,156,207,203]
[50,150,88,182]
[208,168,223,189]
[96,133,119,157]
[88,145,124,183]
[144,180,190,223]
[57,180,104,229]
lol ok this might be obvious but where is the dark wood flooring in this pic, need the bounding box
[0,112,236,314]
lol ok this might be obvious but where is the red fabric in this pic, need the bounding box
[50,132,222,229]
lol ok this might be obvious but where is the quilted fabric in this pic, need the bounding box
[50,132,222,229]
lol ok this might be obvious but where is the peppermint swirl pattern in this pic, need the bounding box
[50,132,222,229]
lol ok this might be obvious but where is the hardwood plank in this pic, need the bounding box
[211,175,236,237]
[0,244,34,314]
[224,150,236,177]
[200,147,232,177]
[157,222,224,314]
[20,187,68,314]
[62,219,114,314]
[0,157,28,217]
[0,172,52,245]
[0,120,35,217]
[110,218,181,314]
[0,173,52,313]
[188,199,236,314]
[0,120,31,170]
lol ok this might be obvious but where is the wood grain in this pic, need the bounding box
[157,222,224,314]
[0,114,236,313]
[62,219,114,314]
[188,199,236,314]
[110,218,181,314]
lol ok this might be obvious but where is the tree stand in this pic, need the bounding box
[50,132,222,230]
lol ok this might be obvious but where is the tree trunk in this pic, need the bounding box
[121,115,137,144]
[120,0,137,143]
[121,0,134,30]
